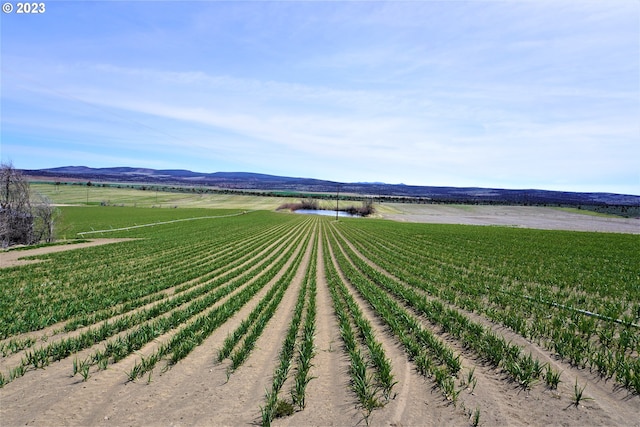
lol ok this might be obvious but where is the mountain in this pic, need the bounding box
[43,166,202,178]
[22,166,640,209]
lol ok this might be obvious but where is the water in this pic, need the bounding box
[294,209,357,217]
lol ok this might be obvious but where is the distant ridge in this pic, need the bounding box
[22,166,640,209]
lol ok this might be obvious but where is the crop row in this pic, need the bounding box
[1,215,313,386]
[61,217,297,333]
[0,213,304,338]
[335,222,639,394]
[321,223,396,423]
[3,209,637,408]
[331,225,556,389]
[94,217,313,380]
[324,225,465,404]
[217,225,311,373]
[261,222,318,426]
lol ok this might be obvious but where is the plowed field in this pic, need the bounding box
[1,209,638,426]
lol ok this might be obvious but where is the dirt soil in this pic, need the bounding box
[0,239,136,268]
[1,214,638,427]
[380,204,639,234]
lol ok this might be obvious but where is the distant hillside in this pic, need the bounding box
[23,166,640,214]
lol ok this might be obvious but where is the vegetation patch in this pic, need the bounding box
[1,202,638,426]
[277,198,375,217]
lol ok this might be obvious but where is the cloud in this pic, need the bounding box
[5,57,638,189]
[1,1,638,194]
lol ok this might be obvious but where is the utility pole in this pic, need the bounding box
[336,185,340,221]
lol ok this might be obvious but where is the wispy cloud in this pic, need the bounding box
[1,1,638,193]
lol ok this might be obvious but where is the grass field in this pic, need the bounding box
[30,182,640,230]
[31,183,295,210]
[1,187,638,426]
[31,182,403,217]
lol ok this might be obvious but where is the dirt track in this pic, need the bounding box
[0,239,136,268]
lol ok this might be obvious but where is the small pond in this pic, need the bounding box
[294,209,358,217]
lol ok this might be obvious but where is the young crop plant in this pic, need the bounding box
[0,337,37,356]
[257,223,320,427]
[461,367,477,393]
[96,222,313,380]
[79,358,91,382]
[228,231,310,372]
[0,211,308,340]
[326,228,460,388]
[572,378,593,407]
[291,237,318,410]
[24,348,50,369]
[330,223,557,392]
[217,279,287,363]
[71,357,92,381]
[326,248,397,400]
[137,222,314,377]
[260,390,277,427]
[440,372,461,405]
[72,357,79,377]
[9,365,25,382]
[544,365,561,390]
[126,361,144,383]
[471,407,481,427]
[339,219,640,395]
[322,229,398,424]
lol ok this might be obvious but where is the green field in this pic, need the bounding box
[29,182,411,216]
[30,182,295,210]
[1,200,638,425]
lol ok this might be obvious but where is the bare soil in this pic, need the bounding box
[0,239,136,268]
[380,204,640,234]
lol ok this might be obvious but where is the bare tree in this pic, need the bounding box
[1,163,34,247]
[32,194,58,244]
[360,198,375,216]
[1,163,58,247]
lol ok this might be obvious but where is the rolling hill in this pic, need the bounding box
[22,166,640,210]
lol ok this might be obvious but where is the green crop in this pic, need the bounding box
[2,205,637,405]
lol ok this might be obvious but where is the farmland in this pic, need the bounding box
[1,203,639,426]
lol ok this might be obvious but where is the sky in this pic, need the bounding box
[1,1,638,195]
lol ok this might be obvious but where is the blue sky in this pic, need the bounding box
[1,1,638,194]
